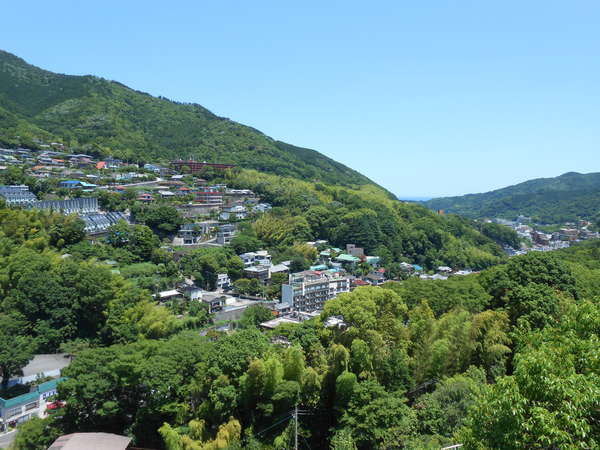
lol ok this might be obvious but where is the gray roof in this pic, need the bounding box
[48,433,131,450]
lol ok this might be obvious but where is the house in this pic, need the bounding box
[335,253,361,267]
[365,255,381,266]
[217,273,231,290]
[281,269,351,312]
[0,377,67,431]
[243,265,271,284]
[202,293,226,313]
[216,224,236,245]
[251,203,272,213]
[220,204,247,220]
[104,158,122,169]
[437,266,453,273]
[399,262,413,272]
[157,289,183,302]
[159,190,176,198]
[260,316,301,329]
[364,270,386,286]
[180,284,203,300]
[270,263,290,275]
[240,250,272,267]
[59,180,97,190]
[351,278,370,289]
[137,193,154,203]
[175,223,205,245]
[324,315,347,329]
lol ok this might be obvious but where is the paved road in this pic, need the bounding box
[0,430,17,449]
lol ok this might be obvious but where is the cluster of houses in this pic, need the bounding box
[0,147,147,182]
[493,217,599,254]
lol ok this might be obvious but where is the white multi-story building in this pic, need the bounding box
[282,270,350,312]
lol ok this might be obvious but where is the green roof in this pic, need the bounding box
[0,377,67,408]
[335,254,360,263]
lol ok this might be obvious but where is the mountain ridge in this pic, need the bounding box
[0,49,377,188]
[425,171,600,223]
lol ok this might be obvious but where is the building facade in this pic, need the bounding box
[282,270,351,312]
[0,378,66,431]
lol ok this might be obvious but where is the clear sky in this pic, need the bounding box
[3,1,599,197]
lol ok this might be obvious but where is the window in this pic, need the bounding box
[6,406,22,418]
[25,401,38,411]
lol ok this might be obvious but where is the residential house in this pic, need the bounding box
[179,283,203,301]
[240,250,272,267]
[217,273,231,290]
[244,265,271,284]
[175,223,205,245]
[59,180,97,190]
[252,203,273,214]
[334,253,361,267]
[156,289,183,302]
[202,293,226,313]
[220,204,248,220]
[216,224,236,245]
[364,270,386,286]
[137,192,154,203]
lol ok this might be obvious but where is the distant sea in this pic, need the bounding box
[397,196,434,202]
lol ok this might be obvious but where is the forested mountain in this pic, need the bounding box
[0,50,373,186]
[425,171,600,223]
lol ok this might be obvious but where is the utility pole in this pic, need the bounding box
[294,404,298,450]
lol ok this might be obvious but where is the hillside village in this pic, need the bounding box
[0,144,492,441]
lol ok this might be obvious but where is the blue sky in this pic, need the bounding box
[3,1,599,197]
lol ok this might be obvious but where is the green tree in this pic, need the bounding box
[238,305,273,328]
[0,315,35,387]
[9,417,61,450]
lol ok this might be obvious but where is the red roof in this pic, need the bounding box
[96,161,106,169]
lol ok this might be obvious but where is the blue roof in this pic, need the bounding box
[60,180,80,185]
[412,264,423,271]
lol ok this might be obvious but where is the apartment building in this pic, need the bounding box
[281,269,350,312]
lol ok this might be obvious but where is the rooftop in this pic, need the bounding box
[48,433,132,450]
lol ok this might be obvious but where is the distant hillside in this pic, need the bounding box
[425,172,600,223]
[0,50,373,187]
